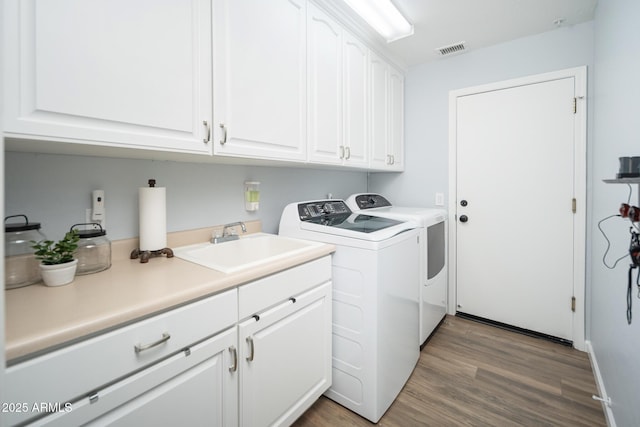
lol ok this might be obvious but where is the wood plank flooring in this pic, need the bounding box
[293,315,606,426]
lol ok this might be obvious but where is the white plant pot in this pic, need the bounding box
[40,259,78,287]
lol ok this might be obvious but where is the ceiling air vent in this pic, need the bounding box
[436,41,467,57]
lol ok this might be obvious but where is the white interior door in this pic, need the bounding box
[455,76,578,341]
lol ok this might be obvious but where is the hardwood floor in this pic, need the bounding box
[293,315,606,426]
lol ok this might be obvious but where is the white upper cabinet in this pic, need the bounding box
[342,32,369,168]
[388,66,405,171]
[307,3,343,165]
[369,52,390,170]
[3,0,403,170]
[369,52,404,171]
[213,0,307,161]
[307,5,370,168]
[3,0,213,155]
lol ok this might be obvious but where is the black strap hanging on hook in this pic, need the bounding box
[627,230,640,324]
[628,265,635,324]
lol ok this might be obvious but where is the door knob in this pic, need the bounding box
[459,215,469,223]
[460,200,468,207]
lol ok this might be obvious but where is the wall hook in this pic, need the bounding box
[592,395,612,406]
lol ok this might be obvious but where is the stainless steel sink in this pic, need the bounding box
[173,233,323,273]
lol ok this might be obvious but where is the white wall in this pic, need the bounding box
[591,0,640,425]
[369,21,595,208]
[4,152,367,241]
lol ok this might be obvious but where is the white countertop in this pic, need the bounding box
[5,222,335,362]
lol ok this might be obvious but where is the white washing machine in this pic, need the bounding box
[346,193,448,346]
[279,200,420,423]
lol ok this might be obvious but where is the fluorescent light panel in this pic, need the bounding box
[343,0,414,42]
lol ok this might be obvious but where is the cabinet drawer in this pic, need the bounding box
[28,327,238,427]
[238,256,331,319]
[4,289,237,426]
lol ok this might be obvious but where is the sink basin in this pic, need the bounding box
[173,233,324,273]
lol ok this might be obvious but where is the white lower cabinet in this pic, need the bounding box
[5,257,332,427]
[4,289,238,427]
[30,327,238,427]
[239,282,332,427]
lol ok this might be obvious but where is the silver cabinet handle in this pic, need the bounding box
[345,146,351,160]
[246,336,254,362]
[134,332,170,353]
[228,346,238,372]
[203,120,210,143]
[386,154,391,165]
[339,145,345,159]
[391,155,395,165]
[219,123,227,145]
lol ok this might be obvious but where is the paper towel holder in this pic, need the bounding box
[130,179,174,263]
[130,246,174,263]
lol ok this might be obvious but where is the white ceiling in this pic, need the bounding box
[351,0,598,67]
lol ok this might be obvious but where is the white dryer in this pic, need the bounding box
[346,193,448,345]
[279,200,420,423]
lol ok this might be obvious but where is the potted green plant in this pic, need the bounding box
[31,229,80,286]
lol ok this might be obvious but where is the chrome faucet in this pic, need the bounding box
[211,221,247,244]
[223,221,246,236]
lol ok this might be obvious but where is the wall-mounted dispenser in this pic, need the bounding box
[245,181,260,211]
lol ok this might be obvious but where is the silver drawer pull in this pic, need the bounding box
[134,332,171,353]
[229,346,238,372]
[219,123,227,145]
[246,336,254,362]
[203,120,211,143]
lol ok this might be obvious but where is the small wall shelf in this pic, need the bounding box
[603,177,640,184]
[603,177,640,205]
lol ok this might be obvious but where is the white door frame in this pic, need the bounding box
[447,66,587,350]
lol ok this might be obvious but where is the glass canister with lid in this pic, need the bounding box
[5,215,47,289]
[73,223,112,275]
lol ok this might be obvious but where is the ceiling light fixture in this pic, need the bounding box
[342,0,414,43]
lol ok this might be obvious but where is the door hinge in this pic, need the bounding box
[571,296,576,312]
[573,97,577,114]
[572,198,577,213]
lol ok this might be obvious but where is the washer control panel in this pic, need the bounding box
[297,200,351,221]
[354,194,392,210]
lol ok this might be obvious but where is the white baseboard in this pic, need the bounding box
[586,340,616,427]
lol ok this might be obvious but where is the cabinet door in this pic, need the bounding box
[3,0,212,154]
[369,52,390,170]
[343,32,369,168]
[307,3,343,165]
[239,282,332,427]
[388,66,405,171]
[213,0,307,161]
[31,328,238,427]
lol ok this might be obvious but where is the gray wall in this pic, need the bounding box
[591,0,640,425]
[369,21,595,208]
[5,152,367,241]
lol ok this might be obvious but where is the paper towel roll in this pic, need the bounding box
[139,186,167,251]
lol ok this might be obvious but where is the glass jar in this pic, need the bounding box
[5,215,47,289]
[73,223,112,275]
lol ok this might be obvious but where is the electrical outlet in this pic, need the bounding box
[435,193,444,206]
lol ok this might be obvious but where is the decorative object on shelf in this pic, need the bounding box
[130,179,173,263]
[244,181,260,211]
[31,229,80,287]
[618,156,640,178]
[5,215,47,289]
